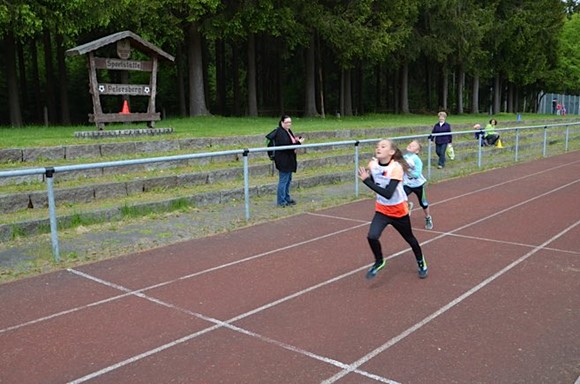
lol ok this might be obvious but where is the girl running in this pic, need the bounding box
[403,140,433,230]
[358,139,428,280]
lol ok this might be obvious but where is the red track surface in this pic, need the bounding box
[1,151,579,384]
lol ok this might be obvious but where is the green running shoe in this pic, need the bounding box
[366,259,386,279]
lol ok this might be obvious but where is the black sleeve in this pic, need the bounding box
[363,177,400,199]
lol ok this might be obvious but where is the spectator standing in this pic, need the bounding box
[266,115,305,207]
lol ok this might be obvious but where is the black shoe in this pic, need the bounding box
[278,203,288,208]
[287,199,296,205]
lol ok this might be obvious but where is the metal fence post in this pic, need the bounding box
[427,140,432,180]
[354,141,360,197]
[543,126,548,157]
[242,149,250,220]
[478,135,483,168]
[45,167,60,262]
[515,128,520,162]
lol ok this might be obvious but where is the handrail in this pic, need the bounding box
[1,121,579,262]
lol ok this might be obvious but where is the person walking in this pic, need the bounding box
[429,111,452,169]
[266,115,305,207]
[358,139,428,280]
[403,140,433,230]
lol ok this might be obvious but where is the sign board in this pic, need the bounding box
[97,83,151,96]
[94,57,153,72]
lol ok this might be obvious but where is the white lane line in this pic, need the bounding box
[0,292,134,335]
[65,174,579,384]
[6,161,580,383]
[5,160,577,335]
[321,219,580,383]
[307,211,370,224]
[443,232,580,256]
[67,266,395,383]
[0,223,368,334]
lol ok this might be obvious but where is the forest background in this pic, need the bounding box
[1,0,580,128]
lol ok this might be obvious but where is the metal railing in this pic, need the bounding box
[1,121,579,262]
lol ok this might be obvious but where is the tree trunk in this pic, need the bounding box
[43,29,57,124]
[400,63,409,114]
[303,34,318,117]
[215,39,226,115]
[232,43,242,116]
[316,33,325,118]
[247,34,258,116]
[493,74,501,114]
[471,73,480,114]
[441,66,449,112]
[56,33,71,125]
[5,32,23,127]
[507,82,515,113]
[17,40,27,122]
[176,45,187,116]
[393,69,400,114]
[342,69,353,116]
[31,38,43,123]
[187,22,210,116]
[356,63,364,115]
[425,58,432,111]
[456,65,464,114]
[375,64,381,111]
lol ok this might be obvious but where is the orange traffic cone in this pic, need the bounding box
[496,138,504,148]
[119,100,130,114]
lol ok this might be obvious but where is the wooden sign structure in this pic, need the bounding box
[66,31,175,130]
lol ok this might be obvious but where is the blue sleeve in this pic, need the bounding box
[411,156,423,178]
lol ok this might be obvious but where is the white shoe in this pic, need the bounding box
[408,201,414,216]
[425,216,433,230]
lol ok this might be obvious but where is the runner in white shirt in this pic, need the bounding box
[358,139,428,280]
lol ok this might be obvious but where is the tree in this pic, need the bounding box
[0,2,42,126]
[546,12,580,94]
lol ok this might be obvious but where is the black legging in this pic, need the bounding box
[404,185,429,209]
[367,211,423,264]
[486,134,499,146]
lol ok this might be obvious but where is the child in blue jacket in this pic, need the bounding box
[403,140,433,230]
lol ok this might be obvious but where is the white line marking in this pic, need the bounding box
[321,219,580,383]
[0,223,368,334]
[307,211,369,224]
[3,158,578,383]
[5,160,577,336]
[0,292,134,335]
[66,174,579,383]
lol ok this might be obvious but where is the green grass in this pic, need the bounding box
[0,113,569,148]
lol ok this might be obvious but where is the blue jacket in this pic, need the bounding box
[430,122,452,144]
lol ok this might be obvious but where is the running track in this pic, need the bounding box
[1,151,579,384]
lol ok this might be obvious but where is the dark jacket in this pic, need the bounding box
[267,126,301,173]
[430,122,452,144]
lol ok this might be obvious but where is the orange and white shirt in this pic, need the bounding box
[370,160,408,218]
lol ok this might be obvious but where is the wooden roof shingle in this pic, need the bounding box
[66,30,174,62]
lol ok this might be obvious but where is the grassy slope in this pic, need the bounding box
[0,113,557,148]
